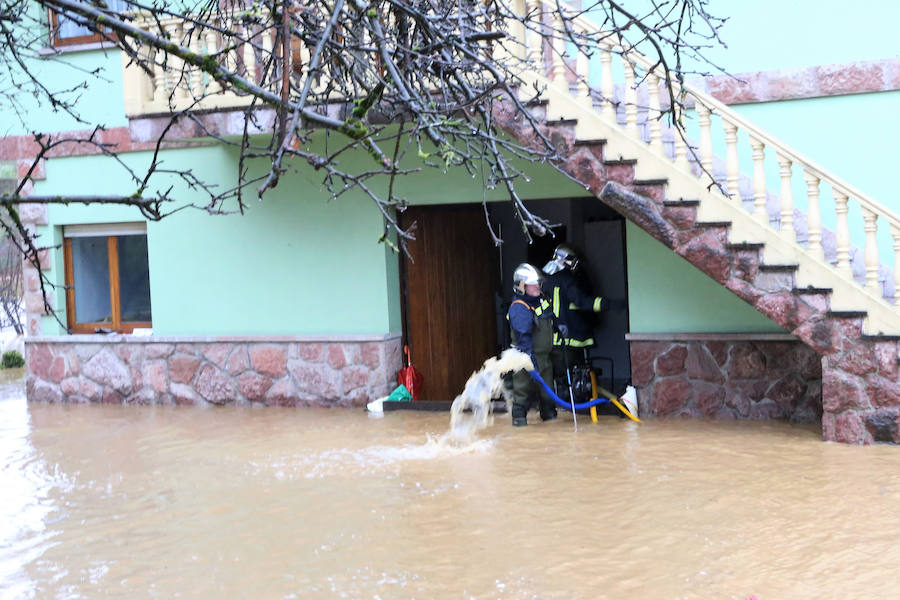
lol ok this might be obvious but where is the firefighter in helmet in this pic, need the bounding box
[506,263,557,426]
[542,244,607,376]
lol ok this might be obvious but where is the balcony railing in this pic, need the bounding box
[123,10,288,116]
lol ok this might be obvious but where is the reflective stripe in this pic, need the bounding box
[593,297,602,312]
[552,336,594,347]
[552,287,560,318]
[568,302,578,310]
[508,298,549,317]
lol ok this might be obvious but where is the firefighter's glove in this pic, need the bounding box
[557,324,569,338]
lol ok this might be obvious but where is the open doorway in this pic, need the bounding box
[488,197,632,395]
[398,197,631,401]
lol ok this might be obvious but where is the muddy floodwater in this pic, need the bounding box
[3,369,900,599]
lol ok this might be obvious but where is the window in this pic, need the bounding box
[48,0,128,47]
[63,223,152,334]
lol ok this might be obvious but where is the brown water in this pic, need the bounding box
[4,368,900,599]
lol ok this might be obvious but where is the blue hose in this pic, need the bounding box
[527,369,610,410]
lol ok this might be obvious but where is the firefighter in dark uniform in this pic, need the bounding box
[542,244,607,378]
[506,263,557,427]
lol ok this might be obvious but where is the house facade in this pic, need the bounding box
[6,0,900,443]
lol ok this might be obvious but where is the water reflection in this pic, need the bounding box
[4,371,900,599]
[0,369,63,599]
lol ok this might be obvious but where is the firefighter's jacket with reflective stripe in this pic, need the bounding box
[543,270,605,347]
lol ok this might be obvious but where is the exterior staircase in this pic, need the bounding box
[494,4,900,444]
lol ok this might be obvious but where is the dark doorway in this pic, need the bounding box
[399,204,500,401]
[490,197,632,395]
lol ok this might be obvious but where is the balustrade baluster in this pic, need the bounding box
[189,32,203,98]
[516,0,541,100]
[804,171,824,261]
[550,13,568,89]
[723,119,739,199]
[834,189,852,277]
[892,225,900,307]
[672,136,690,171]
[244,27,258,84]
[672,106,690,171]
[696,103,713,177]
[526,0,541,65]
[598,47,615,124]
[776,153,795,241]
[223,17,239,86]
[171,22,189,101]
[510,0,527,61]
[622,59,639,139]
[205,30,221,93]
[152,48,168,103]
[133,18,155,102]
[262,27,274,88]
[647,72,663,152]
[862,208,880,292]
[750,136,766,221]
[576,32,591,109]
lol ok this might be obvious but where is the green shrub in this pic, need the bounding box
[2,350,24,369]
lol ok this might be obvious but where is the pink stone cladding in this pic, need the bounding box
[631,340,822,424]
[26,339,402,408]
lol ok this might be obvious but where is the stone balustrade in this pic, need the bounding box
[123,10,286,117]
[26,335,402,407]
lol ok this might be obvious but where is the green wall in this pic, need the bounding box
[36,145,399,335]
[625,222,784,334]
[32,135,589,336]
[5,48,127,136]
[33,141,788,337]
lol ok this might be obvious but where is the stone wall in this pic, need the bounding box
[629,335,822,423]
[25,335,402,407]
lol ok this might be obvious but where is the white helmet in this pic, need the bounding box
[512,263,541,295]
[542,244,580,275]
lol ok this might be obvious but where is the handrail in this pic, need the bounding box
[681,83,900,230]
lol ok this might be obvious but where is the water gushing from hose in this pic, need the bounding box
[441,348,533,446]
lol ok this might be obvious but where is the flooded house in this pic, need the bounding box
[5,0,900,445]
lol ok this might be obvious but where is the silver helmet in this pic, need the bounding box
[512,263,542,295]
[542,244,580,275]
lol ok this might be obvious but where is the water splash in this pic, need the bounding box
[442,348,533,445]
[246,439,497,480]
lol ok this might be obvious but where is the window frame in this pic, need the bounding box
[47,7,117,48]
[63,227,152,334]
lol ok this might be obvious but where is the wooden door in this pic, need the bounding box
[400,204,499,401]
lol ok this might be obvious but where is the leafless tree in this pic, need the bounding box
[0,0,727,318]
